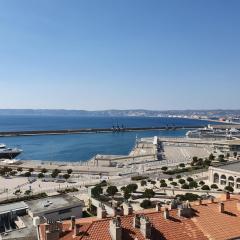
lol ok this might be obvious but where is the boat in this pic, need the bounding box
[0,144,22,159]
[186,125,240,139]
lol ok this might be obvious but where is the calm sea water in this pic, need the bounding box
[0,116,213,162]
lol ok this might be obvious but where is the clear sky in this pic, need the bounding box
[0,0,239,110]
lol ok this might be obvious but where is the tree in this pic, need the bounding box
[63,174,70,180]
[38,173,44,178]
[17,167,23,172]
[204,159,211,166]
[179,179,185,185]
[234,152,238,158]
[211,184,218,189]
[41,168,47,173]
[189,181,198,189]
[91,185,103,198]
[67,169,73,175]
[151,180,156,185]
[199,181,205,186]
[209,153,215,161]
[28,168,34,173]
[218,154,225,162]
[123,189,131,200]
[168,177,173,181]
[140,199,152,209]
[126,184,138,193]
[187,177,193,182]
[171,181,178,186]
[181,184,189,189]
[106,186,118,197]
[176,175,181,179]
[141,180,147,186]
[225,186,234,192]
[51,169,61,178]
[143,189,155,199]
[160,179,166,184]
[226,153,230,159]
[161,166,168,171]
[10,171,17,176]
[192,156,198,165]
[24,171,31,177]
[160,182,167,188]
[24,190,32,195]
[201,185,210,191]
[179,163,185,168]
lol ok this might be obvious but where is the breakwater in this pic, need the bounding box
[0,125,202,137]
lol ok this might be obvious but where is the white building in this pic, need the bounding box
[208,161,240,192]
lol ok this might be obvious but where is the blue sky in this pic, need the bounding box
[0,0,239,110]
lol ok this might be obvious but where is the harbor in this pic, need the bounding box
[0,125,204,137]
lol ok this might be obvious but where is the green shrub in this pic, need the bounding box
[199,181,205,186]
[201,185,210,191]
[131,175,148,181]
[178,179,185,184]
[187,177,193,182]
[168,177,173,181]
[143,189,155,199]
[225,186,234,192]
[176,193,200,202]
[140,199,152,209]
[189,181,198,189]
[210,184,218,189]
[160,182,167,188]
[161,166,168,171]
[141,180,147,186]
[181,184,189,189]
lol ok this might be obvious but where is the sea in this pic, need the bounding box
[0,116,214,162]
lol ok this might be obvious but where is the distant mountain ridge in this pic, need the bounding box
[0,109,239,118]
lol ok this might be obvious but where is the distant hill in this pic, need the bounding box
[0,109,239,118]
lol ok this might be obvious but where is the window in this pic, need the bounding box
[236,178,240,189]
[228,176,234,187]
[213,173,219,184]
[220,175,226,185]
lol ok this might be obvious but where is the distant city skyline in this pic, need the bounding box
[0,1,240,110]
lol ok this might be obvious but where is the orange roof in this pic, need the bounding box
[39,197,240,240]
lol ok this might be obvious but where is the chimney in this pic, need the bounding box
[169,199,178,210]
[220,192,230,201]
[219,202,224,213]
[97,203,107,219]
[155,202,161,212]
[70,216,76,230]
[133,214,140,228]
[163,208,169,220]
[109,216,122,240]
[140,216,151,239]
[44,221,61,240]
[123,202,133,215]
[73,224,80,237]
[237,201,240,211]
[178,201,193,218]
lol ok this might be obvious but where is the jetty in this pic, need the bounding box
[0,125,204,137]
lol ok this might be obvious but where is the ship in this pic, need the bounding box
[0,144,22,159]
[186,125,240,139]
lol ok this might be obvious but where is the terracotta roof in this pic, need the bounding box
[39,196,240,240]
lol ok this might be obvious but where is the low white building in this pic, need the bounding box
[208,161,240,192]
[27,195,84,221]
